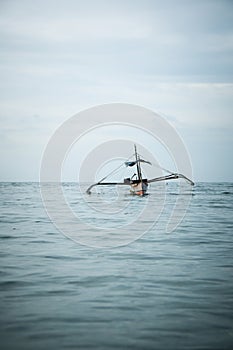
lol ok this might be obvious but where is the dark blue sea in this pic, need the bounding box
[0,182,233,350]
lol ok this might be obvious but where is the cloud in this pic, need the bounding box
[1,0,233,81]
[0,1,151,46]
[0,16,149,44]
[0,0,233,181]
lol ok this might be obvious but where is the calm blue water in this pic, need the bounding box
[0,182,233,349]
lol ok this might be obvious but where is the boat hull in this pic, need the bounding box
[130,181,148,196]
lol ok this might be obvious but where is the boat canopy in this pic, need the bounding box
[125,159,152,167]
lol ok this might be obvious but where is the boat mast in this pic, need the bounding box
[134,144,142,181]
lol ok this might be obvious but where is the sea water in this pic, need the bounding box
[0,182,233,349]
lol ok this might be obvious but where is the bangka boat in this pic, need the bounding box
[86,145,194,196]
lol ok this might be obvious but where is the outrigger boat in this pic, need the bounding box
[86,145,194,196]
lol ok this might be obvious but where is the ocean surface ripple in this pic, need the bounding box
[0,182,233,349]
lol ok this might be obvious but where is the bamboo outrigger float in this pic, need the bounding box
[86,145,194,196]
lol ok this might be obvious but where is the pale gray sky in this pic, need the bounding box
[0,0,233,181]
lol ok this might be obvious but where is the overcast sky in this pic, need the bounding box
[0,0,233,181]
